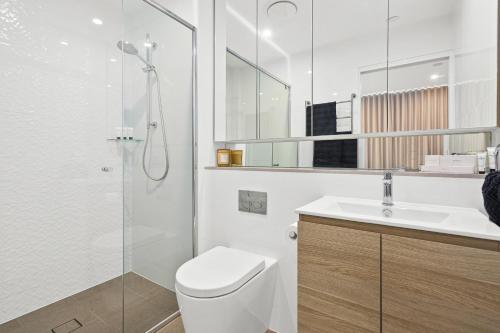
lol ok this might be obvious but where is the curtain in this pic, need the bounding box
[361,86,448,170]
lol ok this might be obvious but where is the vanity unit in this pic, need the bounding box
[296,197,500,333]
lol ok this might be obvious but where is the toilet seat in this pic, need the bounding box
[175,246,266,298]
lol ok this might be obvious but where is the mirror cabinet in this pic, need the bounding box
[214,0,499,170]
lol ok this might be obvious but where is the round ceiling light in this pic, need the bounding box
[267,1,298,20]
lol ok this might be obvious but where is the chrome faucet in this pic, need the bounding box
[383,172,393,206]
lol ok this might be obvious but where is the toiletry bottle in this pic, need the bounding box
[477,152,487,174]
[487,147,497,173]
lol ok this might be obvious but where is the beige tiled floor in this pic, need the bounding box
[0,273,178,333]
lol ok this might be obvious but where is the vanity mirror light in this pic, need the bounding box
[214,0,500,172]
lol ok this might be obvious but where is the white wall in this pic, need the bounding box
[200,169,485,333]
[0,0,124,324]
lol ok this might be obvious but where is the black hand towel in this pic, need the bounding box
[482,172,500,226]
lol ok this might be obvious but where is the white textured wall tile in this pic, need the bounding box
[0,0,124,324]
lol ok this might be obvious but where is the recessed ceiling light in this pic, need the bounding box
[267,1,298,20]
[59,41,69,46]
[430,73,442,81]
[106,84,112,88]
[332,92,338,97]
[307,70,312,75]
[261,29,273,39]
[109,58,117,63]
[92,18,103,25]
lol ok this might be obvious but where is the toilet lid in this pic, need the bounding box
[175,246,266,298]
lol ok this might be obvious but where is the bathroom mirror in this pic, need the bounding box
[214,0,499,142]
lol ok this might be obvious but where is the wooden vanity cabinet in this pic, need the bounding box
[382,235,500,333]
[298,221,381,333]
[298,216,500,333]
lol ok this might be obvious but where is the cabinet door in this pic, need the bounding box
[382,235,500,333]
[298,221,381,333]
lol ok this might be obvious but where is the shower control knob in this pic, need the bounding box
[101,167,113,173]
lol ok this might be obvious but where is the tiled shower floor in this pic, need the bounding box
[0,273,179,333]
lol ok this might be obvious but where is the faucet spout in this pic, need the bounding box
[383,171,393,206]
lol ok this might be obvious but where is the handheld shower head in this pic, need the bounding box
[116,40,151,67]
[117,40,138,55]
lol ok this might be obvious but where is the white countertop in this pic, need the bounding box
[296,196,500,242]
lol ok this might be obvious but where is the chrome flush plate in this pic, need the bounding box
[239,190,267,215]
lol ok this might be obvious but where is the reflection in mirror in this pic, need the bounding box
[242,142,298,167]
[313,0,389,137]
[215,0,498,142]
[226,50,258,140]
[226,49,291,140]
[257,0,312,139]
[215,0,258,141]
[259,70,291,139]
[387,0,498,132]
[232,132,493,173]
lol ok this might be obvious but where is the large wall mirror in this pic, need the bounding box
[214,0,499,171]
[215,0,498,138]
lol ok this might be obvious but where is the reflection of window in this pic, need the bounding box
[359,58,453,170]
[361,86,448,170]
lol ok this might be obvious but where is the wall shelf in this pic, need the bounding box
[215,127,498,144]
[107,138,144,143]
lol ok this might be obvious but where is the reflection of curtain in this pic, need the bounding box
[361,86,448,170]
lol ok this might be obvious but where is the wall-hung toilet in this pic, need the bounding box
[175,246,278,333]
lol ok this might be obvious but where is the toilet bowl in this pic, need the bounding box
[175,246,277,333]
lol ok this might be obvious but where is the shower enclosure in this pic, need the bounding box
[0,0,196,332]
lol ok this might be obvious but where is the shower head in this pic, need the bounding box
[117,40,138,55]
[117,40,151,67]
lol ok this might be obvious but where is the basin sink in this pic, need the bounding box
[295,196,500,241]
[337,202,449,224]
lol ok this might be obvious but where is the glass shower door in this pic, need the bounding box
[122,1,194,331]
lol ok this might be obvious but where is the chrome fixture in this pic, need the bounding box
[117,35,169,181]
[495,144,500,171]
[383,172,393,206]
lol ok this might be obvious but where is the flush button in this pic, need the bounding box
[239,190,267,215]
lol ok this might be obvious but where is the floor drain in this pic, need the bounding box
[51,319,82,333]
